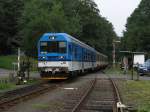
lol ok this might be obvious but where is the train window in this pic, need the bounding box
[59,42,66,53]
[84,51,86,61]
[43,41,66,53]
[74,47,77,59]
[40,42,47,46]
[40,42,48,52]
[59,42,66,48]
[69,45,72,54]
[48,41,58,53]
[86,52,88,61]
[87,53,90,61]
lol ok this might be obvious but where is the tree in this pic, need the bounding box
[0,0,23,54]
[19,0,71,56]
[18,0,117,59]
[123,0,150,55]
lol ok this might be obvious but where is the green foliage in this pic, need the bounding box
[123,0,150,55]
[19,0,80,56]
[18,0,116,58]
[0,0,23,54]
[0,0,117,60]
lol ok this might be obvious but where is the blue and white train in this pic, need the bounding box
[38,33,108,79]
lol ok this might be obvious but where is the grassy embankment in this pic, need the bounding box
[105,66,150,112]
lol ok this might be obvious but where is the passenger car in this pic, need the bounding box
[38,33,108,79]
[138,59,150,76]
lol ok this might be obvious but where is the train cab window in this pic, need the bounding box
[44,41,67,53]
[59,42,66,53]
[40,42,48,52]
[48,41,58,53]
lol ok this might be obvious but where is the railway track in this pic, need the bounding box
[0,81,60,111]
[0,74,125,112]
[62,77,124,112]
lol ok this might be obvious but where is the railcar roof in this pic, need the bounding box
[40,33,96,51]
[96,51,108,58]
[65,33,95,51]
[40,33,106,56]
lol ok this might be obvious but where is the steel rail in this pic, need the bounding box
[110,78,124,112]
[0,82,59,111]
[71,78,96,112]
[70,76,124,112]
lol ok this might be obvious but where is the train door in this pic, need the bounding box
[72,44,76,71]
[92,53,94,70]
[81,48,84,73]
[68,43,73,71]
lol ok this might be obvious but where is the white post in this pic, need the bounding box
[113,42,116,68]
[18,48,20,71]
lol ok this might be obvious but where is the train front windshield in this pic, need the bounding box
[40,41,66,53]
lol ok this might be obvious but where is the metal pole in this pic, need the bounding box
[27,56,30,80]
[131,52,134,80]
[18,48,20,72]
[113,42,116,68]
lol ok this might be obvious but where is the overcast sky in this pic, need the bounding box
[94,0,141,36]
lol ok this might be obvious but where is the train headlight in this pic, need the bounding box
[59,56,64,59]
[42,56,46,59]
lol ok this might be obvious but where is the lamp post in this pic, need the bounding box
[112,40,121,68]
[18,48,21,72]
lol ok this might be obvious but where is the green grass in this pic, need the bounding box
[104,66,123,75]
[0,55,17,69]
[138,105,150,112]
[26,79,40,85]
[105,65,139,78]
[32,104,50,109]
[0,55,38,70]
[124,80,150,111]
[0,83,16,90]
[127,81,150,107]
[106,66,150,111]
